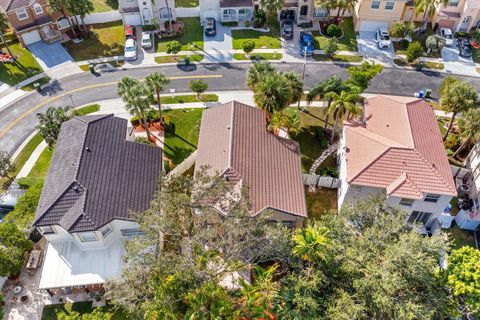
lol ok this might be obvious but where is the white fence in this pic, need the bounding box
[303,174,340,188]
[176,7,200,18]
[79,10,122,25]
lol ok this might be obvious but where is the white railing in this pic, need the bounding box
[79,10,122,25]
[176,7,200,18]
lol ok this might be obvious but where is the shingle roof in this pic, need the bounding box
[33,115,163,232]
[0,0,36,11]
[220,0,253,7]
[195,101,307,218]
[344,95,457,199]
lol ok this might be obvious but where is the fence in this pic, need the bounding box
[80,10,122,25]
[303,174,340,189]
[176,7,200,18]
[168,150,197,178]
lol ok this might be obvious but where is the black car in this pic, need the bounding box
[281,21,294,40]
[204,18,216,36]
[458,38,473,58]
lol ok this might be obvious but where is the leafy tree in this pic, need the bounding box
[0,151,15,180]
[268,109,302,136]
[48,0,77,36]
[406,41,424,62]
[5,184,42,231]
[337,0,358,17]
[388,21,415,39]
[452,108,480,158]
[446,246,480,317]
[65,0,94,31]
[189,79,208,99]
[36,106,73,147]
[184,282,236,319]
[246,61,275,91]
[323,38,338,57]
[307,76,343,131]
[440,78,477,141]
[254,74,291,113]
[426,35,445,53]
[105,172,291,318]
[166,40,181,55]
[242,40,256,57]
[259,0,284,25]
[325,90,362,144]
[145,72,170,125]
[345,61,383,90]
[0,222,32,276]
[0,12,13,57]
[253,9,267,28]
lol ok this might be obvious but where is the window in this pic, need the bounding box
[424,194,440,203]
[16,8,28,20]
[371,0,380,9]
[384,1,394,10]
[448,0,459,6]
[101,224,112,238]
[39,226,55,234]
[314,7,329,17]
[407,211,432,224]
[349,185,362,193]
[121,228,145,237]
[159,7,172,20]
[78,231,97,242]
[33,4,43,15]
[399,198,415,207]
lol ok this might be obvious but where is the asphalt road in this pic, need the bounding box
[1,62,480,155]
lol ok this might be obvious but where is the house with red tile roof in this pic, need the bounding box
[337,95,457,229]
[195,101,307,228]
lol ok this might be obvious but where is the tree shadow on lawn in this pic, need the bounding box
[163,144,195,165]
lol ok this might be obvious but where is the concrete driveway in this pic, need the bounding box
[27,41,73,70]
[203,22,233,62]
[357,31,394,65]
[441,43,477,76]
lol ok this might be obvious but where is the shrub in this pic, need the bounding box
[245,20,251,28]
[316,166,338,177]
[5,184,42,230]
[327,24,342,38]
[323,38,338,57]
[316,128,328,149]
[445,134,461,151]
[253,10,266,28]
[166,41,182,55]
[142,24,157,31]
[222,21,238,27]
[406,41,423,62]
[472,29,480,44]
[135,136,153,145]
[297,21,313,28]
[426,35,445,53]
[242,40,255,55]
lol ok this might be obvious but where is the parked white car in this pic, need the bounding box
[124,38,137,61]
[440,28,454,47]
[376,28,391,49]
[141,32,152,50]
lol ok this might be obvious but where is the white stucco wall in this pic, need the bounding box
[200,0,220,21]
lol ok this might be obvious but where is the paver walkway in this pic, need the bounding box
[309,142,339,175]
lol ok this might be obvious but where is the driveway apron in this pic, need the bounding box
[357,31,394,66]
[203,22,233,62]
[27,41,73,71]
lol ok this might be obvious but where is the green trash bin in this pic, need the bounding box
[89,63,95,73]
[415,62,424,71]
[184,56,190,66]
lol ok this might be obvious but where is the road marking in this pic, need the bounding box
[0,74,222,139]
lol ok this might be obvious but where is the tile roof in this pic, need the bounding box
[33,115,163,232]
[195,101,307,218]
[220,0,254,7]
[344,95,456,199]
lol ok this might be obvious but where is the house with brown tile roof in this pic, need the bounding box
[337,95,457,229]
[195,101,307,227]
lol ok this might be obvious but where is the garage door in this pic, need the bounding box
[22,30,41,45]
[123,13,142,26]
[438,19,455,29]
[359,20,389,32]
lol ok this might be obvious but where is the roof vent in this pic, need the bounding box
[227,126,231,130]
[386,124,390,127]
[73,186,79,192]
[86,147,91,152]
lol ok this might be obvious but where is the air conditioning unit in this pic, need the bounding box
[460,184,470,192]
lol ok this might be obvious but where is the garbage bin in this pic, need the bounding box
[415,62,424,71]
[89,63,95,73]
[184,56,190,66]
[425,89,432,98]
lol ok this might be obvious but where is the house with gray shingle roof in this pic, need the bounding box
[33,114,162,291]
[195,101,307,227]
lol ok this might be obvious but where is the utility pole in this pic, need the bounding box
[297,46,307,110]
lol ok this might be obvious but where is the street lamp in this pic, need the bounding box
[68,95,75,108]
[297,46,307,110]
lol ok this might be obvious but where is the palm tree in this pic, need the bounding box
[413,0,448,34]
[259,0,284,25]
[452,108,480,159]
[325,90,362,144]
[117,76,139,97]
[292,224,330,267]
[36,106,73,147]
[119,82,151,140]
[440,80,477,141]
[0,12,13,57]
[246,62,275,91]
[268,109,302,136]
[307,75,343,131]
[254,75,290,114]
[338,0,358,18]
[49,0,77,37]
[145,72,170,125]
[282,72,303,105]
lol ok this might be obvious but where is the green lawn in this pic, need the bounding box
[92,0,118,12]
[232,20,281,49]
[175,0,198,7]
[63,21,125,61]
[161,94,218,104]
[393,24,441,58]
[306,188,338,220]
[156,18,204,52]
[291,107,332,172]
[233,53,283,60]
[446,225,477,250]
[27,147,53,181]
[0,42,43,86]
[42,301,128,320]
[312,17,357,52]
[163,108,203,165]
[74,104,100,116]
[155,54,204,63]
[312,54,363,62]
[21,76,50,91]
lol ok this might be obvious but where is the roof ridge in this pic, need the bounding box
[347,124,410,149]
[227,102,235,169]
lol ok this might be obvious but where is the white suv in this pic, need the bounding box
[376,28,391,49]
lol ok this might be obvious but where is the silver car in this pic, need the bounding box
[124,38,137,61]
[141,32,152,49]
[376,28,391,49]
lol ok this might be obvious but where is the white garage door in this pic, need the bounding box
[22,30,41,45]
[359,20,389,32]
[124,13,142,26]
